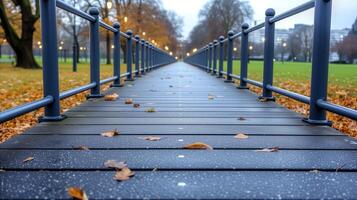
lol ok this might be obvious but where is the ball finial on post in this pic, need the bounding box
[89,7,99,16]
[265,8,275,16]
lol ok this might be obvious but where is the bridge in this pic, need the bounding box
[0,0,357,199]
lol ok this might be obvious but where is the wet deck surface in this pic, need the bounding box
[1,62,357,199]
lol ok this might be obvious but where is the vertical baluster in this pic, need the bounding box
[225,31,234,82]
[39,0,65,121]
[260,9,276,101]
[135,35,141,77]
[238,23,250,89]
[126,30,134,81]
[213,40,218,75]
[145,42,149,72]
[217,36,224,78]
[205,46,209,72]
[112,22,123,87]
[87,7,104,98]
[208,43,213,73]
[141,39,146,75]
[304,0,333,125]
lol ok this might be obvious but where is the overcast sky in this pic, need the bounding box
[162,0,357,39]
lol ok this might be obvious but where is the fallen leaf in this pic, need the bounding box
[113,167,135,181]
[238,117,246,121]
[310,169,320,173]
[23,156,34,163]
[208,95,215,100]
[139,136,161,141]
[0,169,5,172]
[76,146,90,151]
[184,142,213,150]
[234,133,249,139]
[152,168,158,172]
[255,147,279,152]
[67,187,88,200]
[101,129,120,137]
[146,107,156,112]
[125,98,133,104]
[133,103,140,108]
[104,93,119,101]
[169,85,173,88]
[104,160,127,169]
[259,98,269,102]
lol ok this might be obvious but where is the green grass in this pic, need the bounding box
[221,60,357,87]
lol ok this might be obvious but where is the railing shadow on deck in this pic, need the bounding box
[184,0,357,125]
[0,0,176,124]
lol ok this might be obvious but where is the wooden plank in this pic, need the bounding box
[26,124,343,135]
[1,150,356,170]
[1,171,357,199]
[2,135,357,150]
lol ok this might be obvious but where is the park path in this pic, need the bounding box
[1,62,357,199]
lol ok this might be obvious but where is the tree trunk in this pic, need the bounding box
[106,30,111,64]
[13,39,39,68]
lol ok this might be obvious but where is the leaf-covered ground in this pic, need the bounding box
[0,61,356,143]
[0,62,127,143]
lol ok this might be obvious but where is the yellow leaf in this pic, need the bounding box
[23,156,34,163]
[104,93,119,101]
[113,167,135,181]
[101,129,120,137]
[234,133,249,139]
[67,187,88,200]
[184,142,213,150]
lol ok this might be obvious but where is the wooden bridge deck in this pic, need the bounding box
[1,62,357,199]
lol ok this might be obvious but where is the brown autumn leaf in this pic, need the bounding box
[104,93,119,101]
[184,142,213,150]
[146,107,156,113]
[238,117,246,121]
[139,136,161,141]
[125,98,133,104]
[23,156,34,163]
[310,169,320,173]
[113,167,135,181]
[208,95,215,100]
[255,147,279,152]
[133,103,140,108]
[234,133,249,139]
[101,129,120,137]
[67,187,88,200]
[104,160,127,169]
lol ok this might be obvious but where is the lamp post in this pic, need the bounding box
[281,42,287,64]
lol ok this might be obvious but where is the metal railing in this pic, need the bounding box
[184,0,357,124]
[0,0,175,123]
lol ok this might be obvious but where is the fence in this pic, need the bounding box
[184,0,357,124]
[0,0,175,123]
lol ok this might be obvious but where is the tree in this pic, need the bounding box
[186,0,252,51]
[0,0,40,68]
[332,17,357,64]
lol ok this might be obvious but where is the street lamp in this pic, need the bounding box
[192,48,197,53]
[106,1,112,9]
[170,52,173,56]
[142,32,146,36]
[186,53,190,57]
[124,16,128,23]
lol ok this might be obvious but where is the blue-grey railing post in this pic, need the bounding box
[238,23,250,89]
[141,39,146,75]
[212,40,218,75]
[205,46,209,71]
[135,35,141,77]
[111,22,123,87]
[217,36,224,78]
[38,0,65,121]
[208,43,213,73]
[126,30,134,81]
[148,45,152,70]
[260,9,276,101]
[87,7,104,98]
[225,31,234,82]
[304,0,333,125]
[150,45,153,70]
[145,42,149,72]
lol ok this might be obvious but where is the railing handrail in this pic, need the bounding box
[0,0,175,124]
[184,0,357,122]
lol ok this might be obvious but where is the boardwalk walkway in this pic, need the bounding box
[1,62,357,199]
